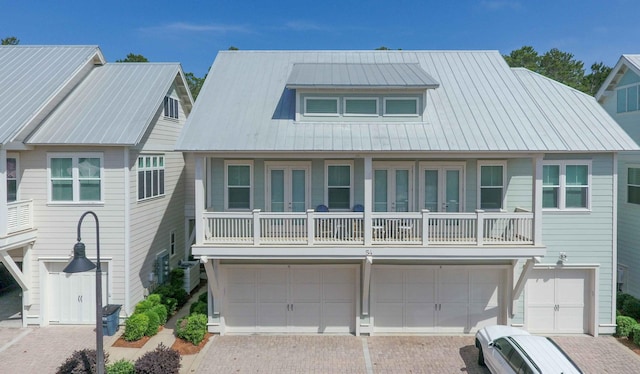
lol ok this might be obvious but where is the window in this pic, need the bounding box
[478,162,505,210]
[164,96,179,119]
[384,98,418,116]
[326,162,352,210]
[344,98,378,116]
[628,167,640,204]
[542,161,590,210]
[169,230,176,256]
[6,156,17,202]
[617,85,640,113]
[138,155,165,200]
[48,154,102,202]
[304,98,339,115]
[225,161,252,210]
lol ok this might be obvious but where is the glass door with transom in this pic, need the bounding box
[421,164,464,212]
[266,163,311,212]
[373,163,413,212]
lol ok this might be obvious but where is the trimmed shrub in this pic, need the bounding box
[163,297,178,315]
[622,297,640,321]
[144,310,161,337]
[106,359,135,374]
[147,293,162,306]
[616,315,637,337]
[190,300,207,315]
[123,313,149,342]
[618,292,634,311]
[633,325,640,346]
[134,343,181,374]
[155,284,187,311]
[56,349,108,374]
[175,313,208,345]
[169,268,185,288]
[198,291,208,304]
[151,304,168,325]
[134,299,154,314]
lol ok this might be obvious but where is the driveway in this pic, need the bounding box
[196,335,640,374]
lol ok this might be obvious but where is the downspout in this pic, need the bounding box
[611,152,618,327]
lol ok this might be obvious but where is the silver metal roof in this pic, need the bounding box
[286,63,439,89]
[27,63,188,145]
[0,45,104,145]
[176,50,639,153]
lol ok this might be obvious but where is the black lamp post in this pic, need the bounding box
[63,211,105,374]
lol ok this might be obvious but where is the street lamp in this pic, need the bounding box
[63,211,105,374]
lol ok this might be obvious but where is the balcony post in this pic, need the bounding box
[252,209,261,245]
[421,209,430,246]
[363,157,373,246]
[476,209,485,246]
[532,154,543,246]
[0,149,7,237]
[194,156,205,245]
[307,209,315,246]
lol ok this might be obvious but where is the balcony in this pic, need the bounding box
[6,200,34,235]
[202,209,534,247]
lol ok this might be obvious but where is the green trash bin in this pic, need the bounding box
[102,304,121,336]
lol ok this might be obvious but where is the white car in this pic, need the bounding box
[475,325,582,374]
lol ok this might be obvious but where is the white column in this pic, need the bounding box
[363,157,373,246]
[533,155,543,246]
[0,149,7,237]
[195,156,205,245]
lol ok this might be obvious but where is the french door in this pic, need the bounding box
[266,162,310,212]
[373,163,414,212]
[421,163,464,212]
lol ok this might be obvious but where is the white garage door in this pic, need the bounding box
[372,265,504,333]
[224,265,356,334]
[526,268,591,334]
[48,262,108,324]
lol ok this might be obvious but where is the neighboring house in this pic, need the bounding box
[0,45,193,326]
[597,55,640,298]
[176,50,637,336]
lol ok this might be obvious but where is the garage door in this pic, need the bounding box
[224,265,356,334]
[526,268,591,334]
[372,265,504,333]
[48,262,108,324]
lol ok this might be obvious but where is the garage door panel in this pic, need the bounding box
[323,302,354,333]
[438,283,469,303]
[226,302,257,330]
[438,303,469,332]
[324,282,353,301]
[291,283,321,302]
[406,285,435,302]
[374,303,404,331]
[406,302,435,330]
[227,283,256,302]
[470,282,499,304]
[469,303,500,330]
[376,283,404,302]
[257,303,288,331]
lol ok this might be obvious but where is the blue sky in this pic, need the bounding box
[3,0,639,77]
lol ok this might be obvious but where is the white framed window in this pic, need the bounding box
[344,97,378,116]
[304,97,339,116]
[6,153,18,202]
[164,96,179,119]
[542,161,591,210]
[169,230,176,257]
[628,167,640,205]
[617,85,640,113]
[48,153,103,203]
[137,155,165,201]
[383,97,419,116]
[478,161,506,210]
[225,160,253,210]
[325,160,353,210]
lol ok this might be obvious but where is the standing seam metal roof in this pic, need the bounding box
[175,50,638,152]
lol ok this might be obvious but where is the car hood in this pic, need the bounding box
[482,325,530,342]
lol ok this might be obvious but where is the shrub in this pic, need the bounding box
[163,297,178,315]
[175,313,208,345]
[618,292,634,311]
[134,343,181,374]
[633,325,640,346]
[123,313,149,341]
[198,291,208,304]
[106,359,134,374]
[56,349,108,374]
[134,299,154,314]
[622,297,640,320]
[190,300,207,315]
[147,293,162,306]
[169,268,185,289]
[144,310,161,337]
[155,284,187,311]
[616,315,638,337]
[151,304,168,325]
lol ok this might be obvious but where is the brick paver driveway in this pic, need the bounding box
[197,335,640,374]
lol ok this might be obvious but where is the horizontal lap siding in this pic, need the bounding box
[18,147,126,321]
[540,153,615,325]
[129,110,186,312]
[618,151,640,297]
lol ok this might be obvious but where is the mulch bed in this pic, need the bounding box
[171,333,213,355]
[111,326,163,348]
[617,337,640,356]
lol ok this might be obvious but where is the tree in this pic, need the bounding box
[503,46,539,71]
[583,62,612,96]
[1,36,19,45]
[115,53,148,62]
[228,46,239,51]
[184,72,206,100]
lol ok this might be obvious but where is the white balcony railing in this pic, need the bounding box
[203,209,534,247]
[6,199,34,235]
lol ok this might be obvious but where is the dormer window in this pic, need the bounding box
[304,98,339,116]
[383,98,418,116]
[344,98,378,116]
[164,96,179,119]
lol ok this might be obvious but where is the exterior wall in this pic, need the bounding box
[618,151,640,297]
[18,146,127,325]
[128,89,187,314]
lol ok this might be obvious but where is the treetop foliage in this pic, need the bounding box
[115,53,149,63]
[1,36,19,45]
[504,45,611,96]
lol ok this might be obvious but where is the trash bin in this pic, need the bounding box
[102,304,122,336]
